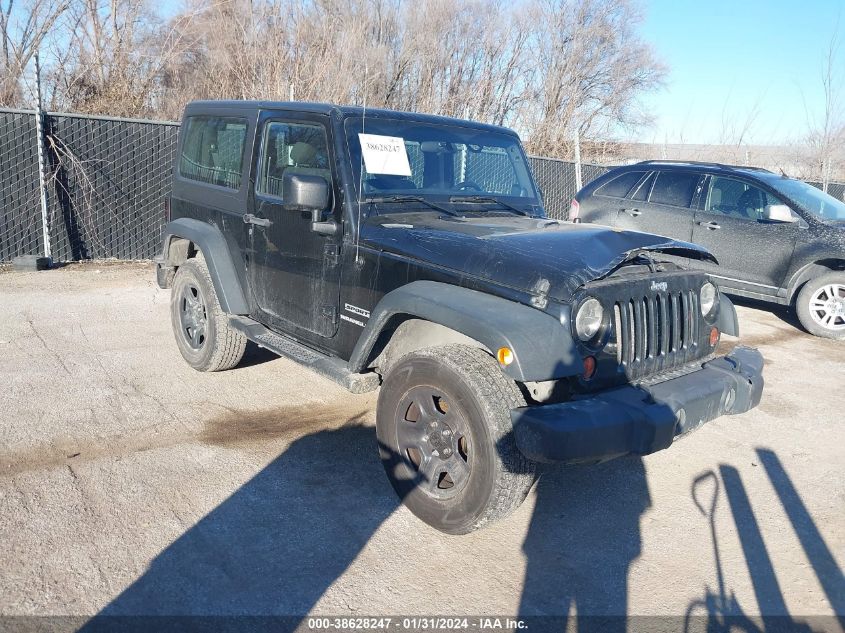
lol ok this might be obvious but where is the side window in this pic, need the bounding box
[257,121,331,198]
[649,171,700,207]
[595,171,646,198]
[705,176,780,220]
[631,172,655,201]
[179,116,247,189]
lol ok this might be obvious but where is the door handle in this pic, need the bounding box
[697,220,721,230]
[622,208,642,217]
[244,214,272,227]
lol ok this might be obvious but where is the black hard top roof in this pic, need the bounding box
[184,100,517,136]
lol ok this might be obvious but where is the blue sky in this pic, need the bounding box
[634,0,843,145]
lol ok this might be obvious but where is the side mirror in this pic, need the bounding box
[763,204,798,223]
[282,172,329,213]
[281,172,338,236]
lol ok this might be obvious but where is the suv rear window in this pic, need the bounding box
[649,171,700,207]
[179,116,248,190]
[595,171,645,198]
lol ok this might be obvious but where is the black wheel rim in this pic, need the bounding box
[396,386,471,500]
[179,282,208,350]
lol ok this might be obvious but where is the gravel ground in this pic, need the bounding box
[0,262,842,627]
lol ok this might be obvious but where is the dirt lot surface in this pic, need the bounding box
[0,262,842,626]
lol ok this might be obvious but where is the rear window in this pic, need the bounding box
[179,116,248,190]
[649,171,700,207]
[595,171,645,198]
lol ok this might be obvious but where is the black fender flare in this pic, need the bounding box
[348,281,583,382]
[160,218,249,315]
[716,294,739,337]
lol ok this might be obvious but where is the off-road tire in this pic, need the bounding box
[170,256,247,371]
[795,272,845,340]
[376,344,537,534]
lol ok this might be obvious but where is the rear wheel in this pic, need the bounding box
[795,272,845,339]
[170,257,247,371]
[376,345,536,534]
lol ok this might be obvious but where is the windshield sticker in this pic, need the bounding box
[358,133,412,176]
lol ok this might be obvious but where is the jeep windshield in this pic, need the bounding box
[344,116,542,215]
[760,174,845,221]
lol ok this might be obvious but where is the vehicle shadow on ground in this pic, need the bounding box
[237,341,284,369]
[518,456,651,630]
[81,421,404,631]
[79,411,654,631]
[684,448,843,633]
[729,296,803,331]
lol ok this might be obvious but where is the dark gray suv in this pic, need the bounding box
[572,160,845,339]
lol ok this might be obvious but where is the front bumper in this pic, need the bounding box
[511,346,764,463]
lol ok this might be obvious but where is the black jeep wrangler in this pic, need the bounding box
[156,101,764,534]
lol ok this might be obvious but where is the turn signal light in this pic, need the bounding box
[497,347,514,366]
[582,355,597,380]
[709,327,720,347]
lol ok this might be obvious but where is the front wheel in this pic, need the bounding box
[376,345,536,534]
[795,272,845,339]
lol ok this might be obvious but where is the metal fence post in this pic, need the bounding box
[34,54,52,263]
[573,129,582,192]
[823,158,831,194]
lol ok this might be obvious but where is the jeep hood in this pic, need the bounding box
[362,213,717,302]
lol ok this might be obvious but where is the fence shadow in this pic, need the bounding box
[685,449,842,633]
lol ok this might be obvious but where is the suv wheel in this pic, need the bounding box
[376,345,536,534]
[170,256,247,371]
[796,272,845,339]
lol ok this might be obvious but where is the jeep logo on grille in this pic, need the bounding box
[650,281,668,292]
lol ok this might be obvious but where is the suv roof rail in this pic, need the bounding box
[635,159,773,173]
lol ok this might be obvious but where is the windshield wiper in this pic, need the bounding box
[448,195,531,216]
[365,195,461,217]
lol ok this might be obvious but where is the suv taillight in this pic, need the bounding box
[569,198,580,223]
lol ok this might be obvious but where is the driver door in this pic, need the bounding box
[247,114,342,338]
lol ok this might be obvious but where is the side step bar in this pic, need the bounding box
[229,316,381,394]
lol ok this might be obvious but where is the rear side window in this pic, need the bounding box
[595,171,645,198]
[179,116,248,190]
[631,173,655,201]
[649,171,700,207]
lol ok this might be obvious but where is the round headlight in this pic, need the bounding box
[700,282,718,316]
[575,298,604,341]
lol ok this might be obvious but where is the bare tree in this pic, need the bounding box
[0,0,69,106]
[520,0,666,158]
[803,24,845,185]
[29,0,666,154]
[49,0,196,117]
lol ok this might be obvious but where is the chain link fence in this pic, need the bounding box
[0,108,178,262]
[1,108,843,262]
[0,110,42,261]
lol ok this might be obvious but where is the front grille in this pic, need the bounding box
[612,288,701,380]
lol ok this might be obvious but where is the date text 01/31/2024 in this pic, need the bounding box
[306,617,528,630]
